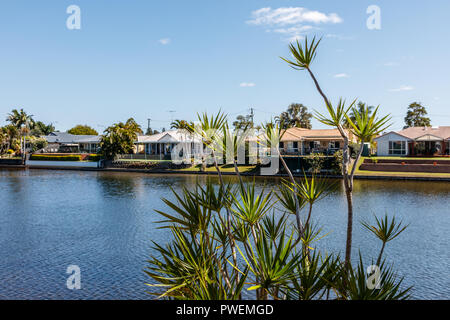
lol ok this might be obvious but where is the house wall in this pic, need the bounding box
[375,133,410,156]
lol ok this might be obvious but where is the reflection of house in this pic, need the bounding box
[135,130,203,156]
[374,126,450,156]
[42,132,101,153]
[279,128,356,155]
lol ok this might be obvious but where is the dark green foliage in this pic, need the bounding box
[276,103,313,129]
[30,154,82,161]
[404,102,431,129]
[68,125,98,135]
[99,118,142,160]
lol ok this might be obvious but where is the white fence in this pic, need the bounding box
[27,160,99,168]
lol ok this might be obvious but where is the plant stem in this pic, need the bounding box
[376,242,386,267]
[278,150,304,236]
[211,149,239,293]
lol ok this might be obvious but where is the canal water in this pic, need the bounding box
[0,169,449,299]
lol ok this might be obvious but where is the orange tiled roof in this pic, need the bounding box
[281,127,351,142]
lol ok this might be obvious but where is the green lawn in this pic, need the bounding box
[353,157,450,178]
[366,156,450,161]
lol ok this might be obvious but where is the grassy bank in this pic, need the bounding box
[353,157,450,178]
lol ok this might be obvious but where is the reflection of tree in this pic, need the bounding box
[97,174,140,198]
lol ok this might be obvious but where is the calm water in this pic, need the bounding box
[0,169,449,300]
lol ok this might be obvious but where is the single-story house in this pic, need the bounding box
[135,130,203,156]
[374,126,450,156]
[279,127,356,155]
[42,132,101,153]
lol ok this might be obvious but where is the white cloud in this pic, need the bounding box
[247,7,342,42]
[389,85,414,92]
[158,38,171,45]
[247,7,342,26]
[325,34,354,41]
[334,73,349,78]
[240,82,256,87]
[384,62,399,67]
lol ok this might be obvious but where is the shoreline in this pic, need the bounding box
[3,165,450,182]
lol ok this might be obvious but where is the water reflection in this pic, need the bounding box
[0,169,448,299]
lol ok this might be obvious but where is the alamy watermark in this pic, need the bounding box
[170,127,281,176]
[66,5,81,30]
[66,265,81,290]
[366,264,381,289]
[367,5,381,30]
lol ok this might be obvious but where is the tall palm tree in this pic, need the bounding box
[7,109,34,130]
[32,121,55,136]
[6,109,34,156]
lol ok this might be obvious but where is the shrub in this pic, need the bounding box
[87,154,103,162]
[30,154,82,161]
[330,150,343,175]
[30,138,48,152]
[305,153,325,174]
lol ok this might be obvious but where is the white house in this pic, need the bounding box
[43,132,101,153]
[135,130,203,157]
[374,126,450,156]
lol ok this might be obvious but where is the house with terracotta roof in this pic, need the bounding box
[279,127,356,155]
[374,126,450,156]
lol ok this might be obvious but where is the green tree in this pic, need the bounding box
[232,114,253,130]
[99,118,142,159]
[171,119,194,133]
[343,101,374,128]
[1,125,19,152]
[31,121,55,136]
[403,102,431,128]
[68,125,98,135]
[275,103,312,129]
[7,108,34,130]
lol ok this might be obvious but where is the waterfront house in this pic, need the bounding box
[42,132,101,153]
[374,126,450,156]
[135,130,203,157]
[279,127,356,155]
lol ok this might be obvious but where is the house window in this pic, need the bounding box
[279,142,284,149]
[293,141,298,149]
[389,141,406,155]
[329,141,341,149]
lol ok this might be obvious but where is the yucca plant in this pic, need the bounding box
[238,228,302,300]
[145,110,411,300]
[283,37,392,268]
[332,255,411,300]
[362,214,408,266]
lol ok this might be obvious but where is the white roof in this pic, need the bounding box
[136,130,202,144]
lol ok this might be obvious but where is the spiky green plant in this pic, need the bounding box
[362,214,408,266]
[145,111,411,300]
[283,36,392,268]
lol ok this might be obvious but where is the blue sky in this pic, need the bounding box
[0,0,449,132]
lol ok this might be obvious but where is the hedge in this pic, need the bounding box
[30,154,82,161]
[87,154,102,162]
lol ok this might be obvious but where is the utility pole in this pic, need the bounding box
[147,118,151,134]
[249,107,254,127]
